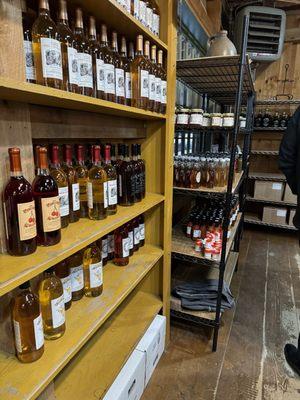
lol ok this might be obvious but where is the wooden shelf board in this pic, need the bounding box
[0,77,166,120]
[0,245,163,400]
[54,291,162,400]
[0,193,164,296]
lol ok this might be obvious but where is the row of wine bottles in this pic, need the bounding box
[12,214,145,363]
[23,0,167,112]
[3,143,145,256]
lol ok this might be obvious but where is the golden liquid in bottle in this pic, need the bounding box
[69,251,84,301]
[83,243,103,297]
[131,35,149,110]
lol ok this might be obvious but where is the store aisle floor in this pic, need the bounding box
[143,229,300,400]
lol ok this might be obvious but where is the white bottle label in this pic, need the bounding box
[72,183,80,211]
[193,229,200,238]
[125,0,131,12]
[33,314,44,350]
[51,294,65,329]
[134,226,140,245]
[70,265,84,292]
[13,320,22,353]
[58,186,69,217]
[153,13,160,36]
[149,74,156,101]
[108,179,118,205]
[139,223,145,240]
[125,71,132,99]
[140,69,149,98]
[102,238,108,259]
[186,226,192,235]
[115,68,125,98]
[155,77,162,102]
[77,52,93,88]
[122,237,130,257]
[128,230,134,250]
[146,7,153,28]
[161,80,167,104]
[108,234,114,254]
[89,261,103,288]
[24,40,36,81]
[139,0,146,24]
[104,181,108,209]
[40,37,63,80]
[87,181,93,209]
[104,63,115,94]
[118,174,122,197]
[67,46,78,85]
[96,59,105,91]
[61,275,72,304]
[134,0,139,18]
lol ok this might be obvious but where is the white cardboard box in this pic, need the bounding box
[103,349,145,400]
[135,315,166,387]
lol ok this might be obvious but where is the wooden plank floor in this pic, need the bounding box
[142,229,300,399]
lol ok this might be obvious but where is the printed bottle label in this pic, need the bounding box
[146,6,153,28]
[13,320,22,353]
[104,63,115,94]
[33,314,44,350]
[193,229,200,238]
[122,237,130,257]
[24,40,36,81]
[40,37,63,80]
[77,52,93,88]
[148,74,156,101]
[87,181,93,209]
[41,196,61,233]
[51,294,65,329]
[96,59,105,91]
[70,265,84,292]
[128,230,134,250]
[155,77,161,102]
[17,201,37,241]
[186,226,192,235]
[72,183,80,211]
[89,261,103,288]
[125,0,131,12]
[104,181,108,209]
[58,186,69,217]
[125,71,132,99]
[161,80,167,104]
[108,234,114,254]
[139,0,146,24]
[102,237,108,259]
[115,68,125,98]
[133,0,139,17]
[67,46,78,85]
[61,275,72,304]
[196,171,201,183]
[140,69,149,98]
[108,179,118,205]
[134,226,140,245]
[153,13,160,35]
[139,223,145,240]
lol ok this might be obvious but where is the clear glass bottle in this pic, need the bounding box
[149,44,158,111]
[118,144,135,206]
[87,145,108,220]
[157,50,166,114]
[38,268,66,340]
[103,145,118,215]
[49,145,69,228]
[131,35,149,110]
[75,145,88,218]
[120,37,131,106]
[12,281,44,363]
[62,144,80,223]
[54,259,72,310]
[154,48,161,113]
[96,24,107,100]
[22,0,36,83]
[69,251,84,301]
[101,25,116,102]
[144,40,153,111]
[32,0,63,89]
[112,31,125,105]
[114,225,130,266]
[83,243,103,297]
[88,16,99,97]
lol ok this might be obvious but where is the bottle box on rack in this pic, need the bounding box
[289,209,296,226]
[254,181,283,202]
[283,184,297,205]
[262,206,287,225]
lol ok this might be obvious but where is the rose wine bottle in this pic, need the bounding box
[83,242,103,297]
[111,31,125,105]
[118,144,135,206]
[32,147,61,246]
[149,45,158,111]
[3,148,37,256]
[62,144,80,223]
[131,35,149,110]
[120,37,131,106]
[144,40,153,111]
[69,251,84,301]
[114,225,130,266]
[138,214,145,247]
[103,145,117,215]
[88,16,99,97]
[101,24,116,102]
[137,144,146,198]
[75,145,88,218]
[158,50,167,114]
[12,281,44,363]
[54,259,72,310]
[126,220,134,256]
[131,144,142,202]
[49,145,69,228]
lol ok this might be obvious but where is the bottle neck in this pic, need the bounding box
[38,166,50,176]
[39,0,50,15]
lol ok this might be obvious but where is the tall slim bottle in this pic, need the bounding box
[54,259,72,310]
[114,225,130,266]
[32,147,61,246]
[88,16,100,97]
[102,25,116,102]
[158,50,167,114]
[144,40,153,111]
[120,37,131,106]
[149,45,158,111]
[118,144,135,206]
[137,144,146,198]
[83,243,103,297]
[103,145,118,215]
[131,144,142,202]
[32,0,63,89]
[12,281,44,363]
[154,47,161,113]
[96,25,107,100]
[22,0,36,83]
[74,8,94,96]
[131,35,149,109]
[69,251,84,301]
[62,145,80,223]
[56,0,78,93]
[75,145,88,218]
[111,31,125,105]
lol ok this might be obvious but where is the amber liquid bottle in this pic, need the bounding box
[158,50,167,114]
[131,35,149,109]
[56,0,78,93]
[54,259,72,310]
[96,25,107,100]
[114,225,130,266]
[102,25,116,102]
[32,0,63,89]
[62,144,80,223]
[137,144,146,198]
[144,40,154,111]
[3,148,37,256]
[104,145,118,215]
[118,145,135,206]
[83,243,103,297]
[39,268,66,340]
[32,147,61,246]
[87,145,108,220]
[22,0,36,83]
[112,31,125,105]
[74,8,94,96]
[75,145,88,218]
[12,281,44,363]
[69,251,84,301]
[88,16,100,97]
[149,45,158,111]
[49,145,69,228]
[120,37,131,106]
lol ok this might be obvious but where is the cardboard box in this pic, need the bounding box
[254,181,283,202]
[289,209,296,226]
[284,184,297,205]
[262,207,287,225]
[135,315,166,387]
[103,350,145,400]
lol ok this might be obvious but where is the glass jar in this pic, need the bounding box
[211,113,222,127]
[223,113,234,128]
[239,116,246,128]
[189,108,203,128]
[176,108,190,127]
[202,113,211,127]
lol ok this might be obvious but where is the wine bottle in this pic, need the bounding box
[149,45,158,111]
[75,145,88,218]
[12,281,44,363]
[104,145,118,215]
[138,214,145,247]
[69,251,84,301]
[83,243,103,297]
[21,0,36,83]
[101,235,108,266]
[54,259,72,310]
[38,268,66,340]
[97,24,110,100]
[126,220,134,256]
[114,225,130,266]
[132,217,140,251]
[158,50,167,114]
[144,40,153,112]
[107,232,115,260]
[111,143,117,166]
[32,147,61,246]
[111,31,125,105]
[118,144,135,206]
[88,16,100,96]
[62,144,80,223]
[145,1,153,30]
[131,35,149,109]
[154,48,161,113]
[131,144,142,202]
[87,145,108,220]
[152,4,160,36]
[120,37,131,106]
[3,148,37,256]
[49,145,69,228]
[32,0,63,89]
[137,144,146,198]
[102,25,116,102]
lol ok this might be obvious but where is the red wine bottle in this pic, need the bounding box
[32,147,61,246]
[3,148,37,256]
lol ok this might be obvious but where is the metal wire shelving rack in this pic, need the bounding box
[171,16,255,352]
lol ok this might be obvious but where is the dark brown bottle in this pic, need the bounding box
[75,145,88,218]
[126,220,134,256]
[120,37,131,106]
[54,259,72,310]
[131,144,142,202]
[132,217,140,251]
[69,251,84,301]
[118,144,135,206]
[137,144,145,198]
[107,232,114,260]
[138,214,145,247]
[111,143,117,167]
[103,145,118,215]
[112,31,125,105]
[114,225,130,266]
[101,24,115,102]
[88,16,99,97]
[62,145,80,223]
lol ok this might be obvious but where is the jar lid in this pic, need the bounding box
[223,113,234,117]
[211,113,222,117]
[203,113,210,117]
[240,116,246,120]
[178,108,190,113]
[190,108,203,113]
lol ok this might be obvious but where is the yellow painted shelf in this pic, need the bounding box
[0,193,164,296]
[0,77,166,120]
[0,244,163,400]
[54,291,162,399]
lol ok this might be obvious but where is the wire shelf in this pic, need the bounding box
[250,150,279,156]
[256,99,300,106]
[246,197,296,208]
[244,216,297,231]
[253,127,286,132]
[248,172,286,182]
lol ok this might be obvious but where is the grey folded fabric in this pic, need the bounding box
[173,279,235,312]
